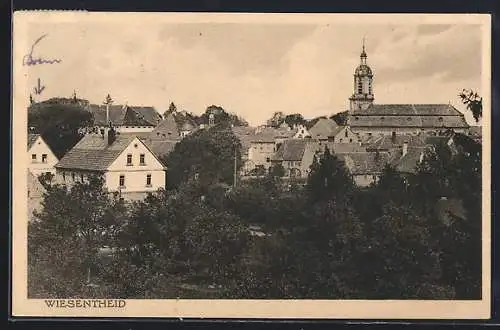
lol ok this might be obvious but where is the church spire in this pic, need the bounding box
[360,37,367,64]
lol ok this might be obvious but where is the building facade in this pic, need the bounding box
[55,129,166,201]
[27,134,58,176]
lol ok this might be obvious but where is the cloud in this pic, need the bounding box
[22,20,483,126]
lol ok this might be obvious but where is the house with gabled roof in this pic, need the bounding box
[86,103,162,133]
[54,129,166,201]
[308,118,343,142]
[271,139,331,179]
[27,133,59,176]
[247,126,298,173]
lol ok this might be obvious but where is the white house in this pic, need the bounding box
[55,128,166,201]
[27,134,58,176]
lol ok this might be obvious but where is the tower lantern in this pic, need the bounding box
[349,38,374,111]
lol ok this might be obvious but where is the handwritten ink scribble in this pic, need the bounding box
[23,34,62,66]
[33,78,45,95]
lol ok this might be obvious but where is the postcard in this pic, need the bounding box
[12,12,491,319]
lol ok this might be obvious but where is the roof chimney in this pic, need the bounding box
[107,125,116,146]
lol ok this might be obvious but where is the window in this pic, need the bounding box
[438,117,444,122]
[72,173,75,181]
[31,154,36,162]
[119,175,125,187]
[266,157,270,163]
[345,130,348,138]
[407,117,412,121]
[80,174,84,182]
[140,154,145,165]
[381,117,385,120]
[349,138,353,143]
[357,80,363,94]
[62,172,66,180]
[127,154,133,165]
[42,154,47,163]
[146,174,152,186]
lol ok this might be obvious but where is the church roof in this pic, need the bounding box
[349,104,469,129]
[351,104,465,116]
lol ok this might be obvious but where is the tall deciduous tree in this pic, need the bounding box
[459,89,482,123]
[28,101,93,158]
[163,125,242,189]
[28,175,125,298]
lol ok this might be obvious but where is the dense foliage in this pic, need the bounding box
[28,131,482,299]
[28,100,93,158]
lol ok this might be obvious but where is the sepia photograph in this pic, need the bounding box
[12,12,491,318]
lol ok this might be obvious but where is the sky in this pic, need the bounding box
[17,14,486,126]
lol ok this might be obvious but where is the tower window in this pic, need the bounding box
[357,80,363,94]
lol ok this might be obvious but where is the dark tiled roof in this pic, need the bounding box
[349,104,469,129]
[468,126,482,137]
[232,126,257,154]
[273,139,307,161]
[366,135,427,151]
[142,138,179,160]
[28,134,39,149]
[339,152,390,175]
[308,118,343,140]
[55,134,138,171]
[391,147,426,174]
[251,127,297,143]
[352,104,464,116]
[149,113,181,140]
[87,104,161,127]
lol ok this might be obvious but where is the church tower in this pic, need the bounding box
[349,39,374,111]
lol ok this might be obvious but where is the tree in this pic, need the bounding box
[359,201,451,298]
[163,125,242,189]
[28,175,125,298]
[306,148,355,202]
[330,111,348,126]
[269,162,285,178]
[459,89,482,123]
[163,102,178,117]
[284,113,306,129]
[28,101,93,158]
[266,111,285,128]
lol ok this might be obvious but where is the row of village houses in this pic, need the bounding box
[27,98,482,218]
